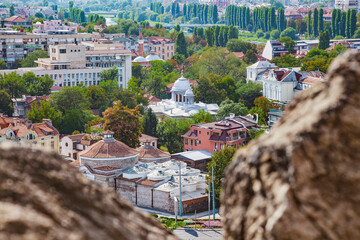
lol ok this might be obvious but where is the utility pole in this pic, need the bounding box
[212,166,215,220]
[208,179,211,228]
[179,163,182,217]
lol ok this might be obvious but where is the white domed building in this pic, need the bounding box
[148,75,219,119]
[132,51,163,67]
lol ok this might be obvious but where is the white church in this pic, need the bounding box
[148,75,219,120]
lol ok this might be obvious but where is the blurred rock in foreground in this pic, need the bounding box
[0,144,177,240]
[221,51,360,240]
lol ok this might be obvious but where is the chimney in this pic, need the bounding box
[42,119,52,126]
[229,113,235,118]
[13,118,18,127]
[26,120,32,128]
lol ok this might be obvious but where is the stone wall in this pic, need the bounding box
[137,184,153,208]
[182,196,208,213]
[153,190,174,213]
[116,178,137,204]
[81,156,138,169]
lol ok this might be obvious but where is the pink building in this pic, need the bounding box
[33,20,77,34]
[182,115,258,153]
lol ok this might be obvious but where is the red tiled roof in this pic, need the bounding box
[140,134,158,142]
[50,86,62,91]
[136,145,170,159]
[0,117,24,129]
[144,94,161,102]
[116,174,142,182]
[31,122,59,137]
[5,16,30,22]
[79,139,138,159]
[94,166,121,171]
[302,77,323,84]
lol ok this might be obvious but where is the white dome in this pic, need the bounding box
[145,54,162,61]
[184,88,194,96]
[172,76,191,92]
[133,56,147,62]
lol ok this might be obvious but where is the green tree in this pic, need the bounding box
[318,30,330,50]
[85,85,108,109]
[205,27,214,46]
[100,66,119,81]
[35,12,45,18]
[50,85,89,113]
[0,90,13,116]
[270,54,301,68]
[127,77,141,93]
[216,99,248,120]
[27,100,62,129]
[0,72,25,97]
[313,8,319,37]
[207,146,236,199]
[21,50,47,68]
[244,50,258,64]
[307,10,312,37]
[142,71,166,99]
[270,29,280,40]
[279,36,296,53]
[175,31,188,57]
[319,8,324,34]
[331,9,337,37]
[156,118,191,153]
[22,72,53,96]
[193,74,226,105]
[171,53,186,66]
[190,109,214,124]
[226,39,256,53]
[60,109,94,134]
[103,101,142,148]
[10,5,14,17]
[0,61,6,69]
[280,27,297,40]
[142,108,158,137]
[236,81,263,108]
[350,9,357,37]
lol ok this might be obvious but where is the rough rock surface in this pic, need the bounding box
[0,144,177,240]
[221,50,360,240]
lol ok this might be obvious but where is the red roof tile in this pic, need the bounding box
[79,139,138,159]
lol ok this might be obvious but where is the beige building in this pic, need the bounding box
[0,43,132,88]
[0,118,60,153]
[148,37,175,61]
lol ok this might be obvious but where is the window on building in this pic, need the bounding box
[191,139,193,146]
[51,141,54,149]
[220,144,224,150]
[60,49,66,53]
[215,143,218,150]
[185,138,188,144]
[207,132,209,135]
[199,131,201,135]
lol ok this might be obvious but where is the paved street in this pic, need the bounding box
[174,228,223,240]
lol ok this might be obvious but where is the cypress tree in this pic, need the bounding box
[313,8,318,37]
[350,9,357,37]
[204,5,208,24]
[346,9,351,38]
[335,9,341,36]
[319,8,324,33]
[142,108,158,138]
[223,26,228,46]
[205,27,214,46]
[175,32,188,57]
[331,9,337,37]
[340,11,346,37]
[183,4,187,20]
[218,26,224,47]
[307,10,312,37]
[212,5,218,23]
[241,7,246,30]
[246,7,251,28]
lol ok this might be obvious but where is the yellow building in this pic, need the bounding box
[0,118,60,153]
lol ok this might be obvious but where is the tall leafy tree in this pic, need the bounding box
[142,108,158,137]
[313,8,318,37]
[0,72,25,98]
[216,99,248,120]
[318,8,324,34]
[156,118,191,153]
[307,10,312,37]
[9,5,14,17]
[205,27,214,46]
[21,50,48,68]
[85,85,108,109]
[190,109,214,124]
[207,146,237,199]
[22,72,54,96]
[214,25,220,46]
[103,101,142,148]
[50,85,89,113]
[331,9,337,37]
[350,9,357,37]
[100,66,119,81]
[27,100,62,129]
[318,30,330,50]
[346,9,351,38]
[340,11,346,37]
[0,90,13,116]
[175,31,187,57]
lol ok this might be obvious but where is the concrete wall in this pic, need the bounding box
[136,185,153,208]
[116,179,136,204]
[153,190,174,212]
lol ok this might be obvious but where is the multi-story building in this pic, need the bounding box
[12,95,50,119]
[198,0,230,8]
[182,114,258,153]
[335,0,359,11]
[0,29,92,68]
[33,20,77,34]
[112,36,151,57]
[0,44,132,88]
[148,37,175,60]
[262,40,288,60]
[60,133,101,160]
[0,118,60,153]
[263,69,325,103]
[246,60,277,83]
[4,16,33,29]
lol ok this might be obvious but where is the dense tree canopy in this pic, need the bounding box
[21,50,48,68]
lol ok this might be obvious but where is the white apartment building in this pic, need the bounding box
[335,0,359,11]
[0,44,132,88]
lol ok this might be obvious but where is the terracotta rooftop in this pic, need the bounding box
[144,94,161,102]
[137,145,170,159]
[5,16,30,22]
[79,139,138,159]
[0,117,24,129]
[137,178,163,186]
[0,120,59,138]
[140,134,158,142]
